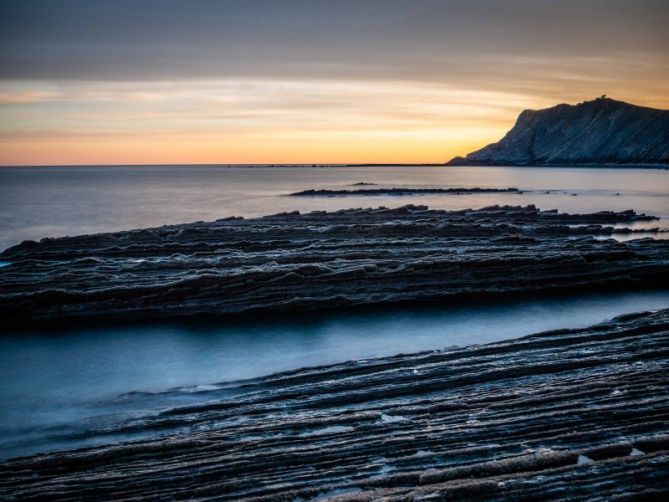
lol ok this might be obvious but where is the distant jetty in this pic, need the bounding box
[289,187,520,196]
[448,97,669,167]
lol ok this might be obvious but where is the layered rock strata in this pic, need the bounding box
[1,309,669,500]
[1,204,668,327]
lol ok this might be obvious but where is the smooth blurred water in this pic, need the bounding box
[1,291,669,459]
[1,164,667,250]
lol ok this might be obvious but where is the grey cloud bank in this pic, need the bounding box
[1,0,667,84]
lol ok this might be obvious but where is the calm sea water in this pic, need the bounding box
[1,165,667,250]
[0,165,668,459]
[2,291,669,459]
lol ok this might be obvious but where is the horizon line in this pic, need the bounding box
[0,162,450,168]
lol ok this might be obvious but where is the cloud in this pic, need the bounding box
[0,0,667,164]
[0,89,59,104]
[1,0,667,83]
[0,78,548,133]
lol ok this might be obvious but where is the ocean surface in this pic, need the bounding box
[1,164,668,250]
[1,164,668,459]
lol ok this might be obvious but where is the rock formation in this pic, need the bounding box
[2,308,669,500]
[1,204,667,328]
[448,97,669,166]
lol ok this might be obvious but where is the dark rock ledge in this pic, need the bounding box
[1,204,668,328]
[1,309,669,500]
[289,187,520,196]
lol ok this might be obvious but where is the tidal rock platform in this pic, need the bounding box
[1,308,669,500]
[1,204,668,327]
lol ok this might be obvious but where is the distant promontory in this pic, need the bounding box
[448,97,669,167]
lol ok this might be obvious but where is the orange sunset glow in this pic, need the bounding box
[1,1,668,165]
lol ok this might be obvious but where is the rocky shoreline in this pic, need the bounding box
[1,308,668,500]
[1,204,668,328]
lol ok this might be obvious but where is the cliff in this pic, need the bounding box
[448,97,669,166]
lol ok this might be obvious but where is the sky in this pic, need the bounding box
[0,0,667,165]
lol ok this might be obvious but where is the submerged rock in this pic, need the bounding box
[2,308,669,500]
[0,204,667,327]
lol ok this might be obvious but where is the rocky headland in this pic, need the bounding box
[1,204,667,328]
[1,308,669,500]
[448,97,669,167]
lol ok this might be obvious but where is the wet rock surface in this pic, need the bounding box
[1,308,669,500]
[1,204,668,327]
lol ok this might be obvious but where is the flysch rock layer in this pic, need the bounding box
[1,204,668,327]
[1,308,669,500]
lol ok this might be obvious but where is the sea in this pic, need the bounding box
[1,164,668,458]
